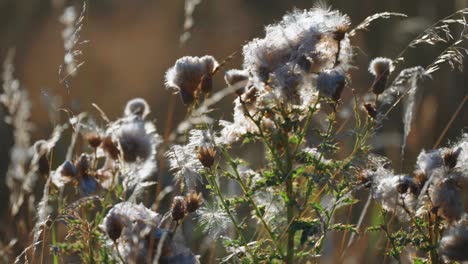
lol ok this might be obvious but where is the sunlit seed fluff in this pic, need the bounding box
[114,121,153,163]
[439,220,468,262]
[369,57,394,95]
[124,98,151,119]
[165,55,219,105]
[197,202,231,238]
[373,174,417,221]
[224,69,249,95]
[242,7,351,84]
[368,57,395,77]
[100,202,163,262]
[316,69,346,100]
[416,149,444,177]
[166,144,203,187]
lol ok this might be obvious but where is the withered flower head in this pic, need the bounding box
[113,122,153,163]
[197,147,216,168]
[368,57,394,95]
[104,213,125,242]
[316,69,346,101]
[430,178,463,222]
[33,140,50,175]
[333,24,350,42]
[171,196,187,221]
[185,191,203,213]
[363,103,377,119]
[60,160,77,178]
[439,220,468,262]
[124,98,151,119]
[75,154,90,177]
[356,170,372,188]
[85,132,102,149]
[413,169,427,186]
[443,147,462,169]
[165,55,219,105]
[101,136,120,160]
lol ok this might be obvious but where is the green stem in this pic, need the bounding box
[220,148,285,259]
[206,169,258,262]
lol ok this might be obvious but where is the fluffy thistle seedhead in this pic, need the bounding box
[369,57,394,95]
[368,57,394,77]
[124,98,150,119]
[439,219,468,262]
[316,69,346,100]
[113,121,153,163]
[171,196,187,221]
[430,177,463,222]
[242,6,352,97]
[165,55,219,105]
[185,191,203,213]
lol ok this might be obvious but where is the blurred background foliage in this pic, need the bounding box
[0,0,466,262]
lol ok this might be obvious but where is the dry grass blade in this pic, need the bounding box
[349,12,407,36]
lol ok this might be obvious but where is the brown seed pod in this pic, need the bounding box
[171,196,187,221]
[185,191,203,213]
[85,132,103,149]
[102,136,120,160]
[197,147,216,168]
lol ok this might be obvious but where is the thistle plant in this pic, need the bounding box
[1,2,467,264]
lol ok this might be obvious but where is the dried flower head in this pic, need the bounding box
[51,160,77,188]
[429,177,463,222]
[316,69,346,100]
[171,196,187,221]
[75,153,90,176]
[60,160,78,178]
[85,132,102,149]
[101,136,119,161]
[368,57,394,95]
[197,147,216,168]
[363,103,377,119]
[439,219,468,262]
[443,147,462,169]
[104,212,125,241]
[185,191,203,213]
[124,98,151,119]
[165,55,219,105]
[333,24,350,42]
[118,123,152,162]
[413,169,427,186]
[224,69,249,95]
